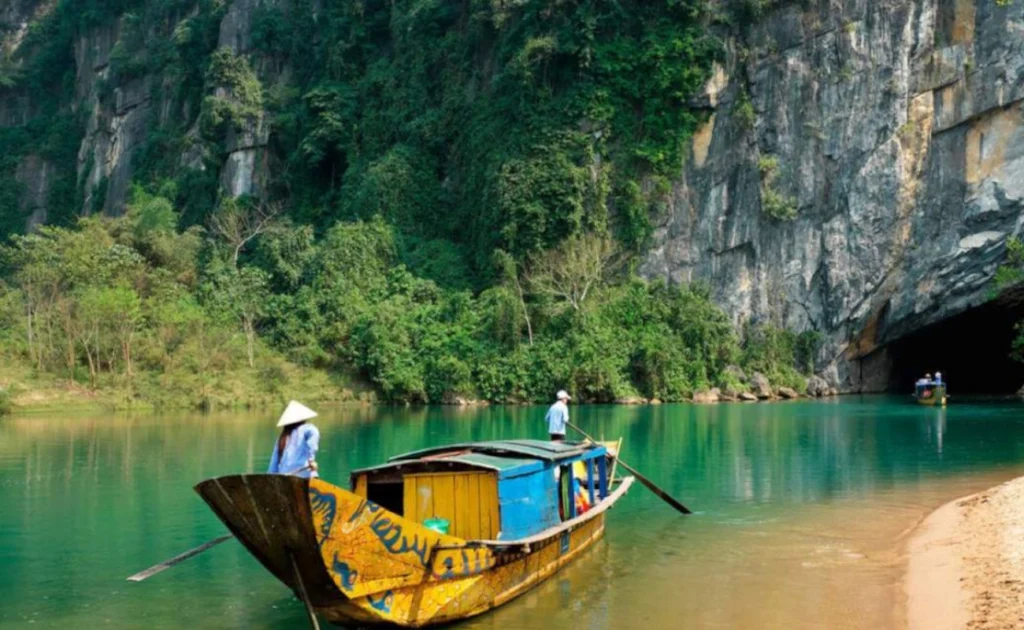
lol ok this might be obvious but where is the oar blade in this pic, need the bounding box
[126,534,233,582]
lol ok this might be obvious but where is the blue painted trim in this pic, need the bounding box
[598,457,608,499]
[495,460,546,480]
[566,467,577,519]
[497,467,560,539]
[586,459,596,505]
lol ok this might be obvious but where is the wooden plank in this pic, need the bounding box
[481,474,499,539]
[433,474,455,526]
[454,473,470,539]
[476,473,488,539]
[403,476,417,521]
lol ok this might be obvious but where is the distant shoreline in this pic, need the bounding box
[904,476,1024,629]
[2,390,841,416]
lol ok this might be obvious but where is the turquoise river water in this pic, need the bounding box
[2,397,1024,629]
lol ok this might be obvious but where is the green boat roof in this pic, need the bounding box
[351,440,603,479]
[390,439,594,463]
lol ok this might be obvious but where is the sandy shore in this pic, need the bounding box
[906,476,1024,629]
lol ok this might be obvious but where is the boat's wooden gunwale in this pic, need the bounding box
[434,475,634,552]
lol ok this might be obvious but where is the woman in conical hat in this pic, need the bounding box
[267,401,320,478]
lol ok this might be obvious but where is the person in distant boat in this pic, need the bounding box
[934,371,943,385]
[924,373,933,384]
[268,400,320,478]
[545,390,571,441]
[915,375,929,386]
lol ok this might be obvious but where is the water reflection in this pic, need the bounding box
[2,398,1024,629]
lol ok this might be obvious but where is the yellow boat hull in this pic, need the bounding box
[196,474,632,627]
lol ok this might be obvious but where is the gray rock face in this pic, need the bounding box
[693,388,721,403]
[806,375,829,397]
[14,155,53,228]
[777,386,800,399]
[4,0,282,221]
[642,0,1024,392]
[723,364,747,382]
[750,372,773,399]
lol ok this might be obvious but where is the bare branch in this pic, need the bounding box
[524,234,621,313]
[209,200,283,268]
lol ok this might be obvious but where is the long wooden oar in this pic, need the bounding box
[567,421,693,515]
[126,535,233,582]
[126,464,313,582]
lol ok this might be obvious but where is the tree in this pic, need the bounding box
[493,249,533,345]
[209,198,283,268]
[204,263,271,368]
[525,234,622,312]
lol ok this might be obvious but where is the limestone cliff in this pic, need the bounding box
[0,0,277,219]
[641,0,1024,391]
[3,0,1022,392]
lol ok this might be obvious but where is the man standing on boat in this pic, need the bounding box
[546,390,571,441]
[268,400,320,478]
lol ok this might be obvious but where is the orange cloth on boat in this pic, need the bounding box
[574,483,591,514]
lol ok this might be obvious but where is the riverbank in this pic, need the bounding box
[905,476,1024,630]
[0,361,363,414]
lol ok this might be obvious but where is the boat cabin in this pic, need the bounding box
[349,440,612,541]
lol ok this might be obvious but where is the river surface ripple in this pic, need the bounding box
[2,397,1023,629]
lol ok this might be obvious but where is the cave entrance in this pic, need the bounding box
[886,295,1024,395]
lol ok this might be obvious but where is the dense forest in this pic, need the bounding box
[0,0,819,410]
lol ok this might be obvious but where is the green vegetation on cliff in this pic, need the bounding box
[0,1,819,408]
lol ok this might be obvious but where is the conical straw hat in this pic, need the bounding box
[277,400,318,427]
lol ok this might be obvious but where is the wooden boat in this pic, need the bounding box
[914,383,947,406]
[195,439,634,627]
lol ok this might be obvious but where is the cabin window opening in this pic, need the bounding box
[558,465,576,521]
[367,481,404,516]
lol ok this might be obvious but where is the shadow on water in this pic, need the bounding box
[2,397,1024,628]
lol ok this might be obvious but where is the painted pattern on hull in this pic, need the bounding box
[308,478,610,627]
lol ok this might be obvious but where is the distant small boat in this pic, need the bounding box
[195,439,633,627]
[914,383,947,406]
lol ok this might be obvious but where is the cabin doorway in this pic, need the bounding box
[367,481,404,515]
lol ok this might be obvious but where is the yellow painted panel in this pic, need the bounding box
[481,474,499,539]
[433,474,455,526]
[403,477,415,518]
[403,472,499,540]
[354,474,368,498]
[455,473,472,539]
[404,475,434,522]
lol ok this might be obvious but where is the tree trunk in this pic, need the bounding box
[84,349,96,389]
[515,277,533,346]
[66,339,76,385]
[242,316,256,368]
[122,339,133,377]
[25,303,34,366]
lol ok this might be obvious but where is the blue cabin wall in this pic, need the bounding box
[497,467,559,539]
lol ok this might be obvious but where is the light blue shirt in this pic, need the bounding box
[545,401,568,436]
[268,423,320,478]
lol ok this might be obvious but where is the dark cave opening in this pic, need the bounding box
[886,297,1024,395]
